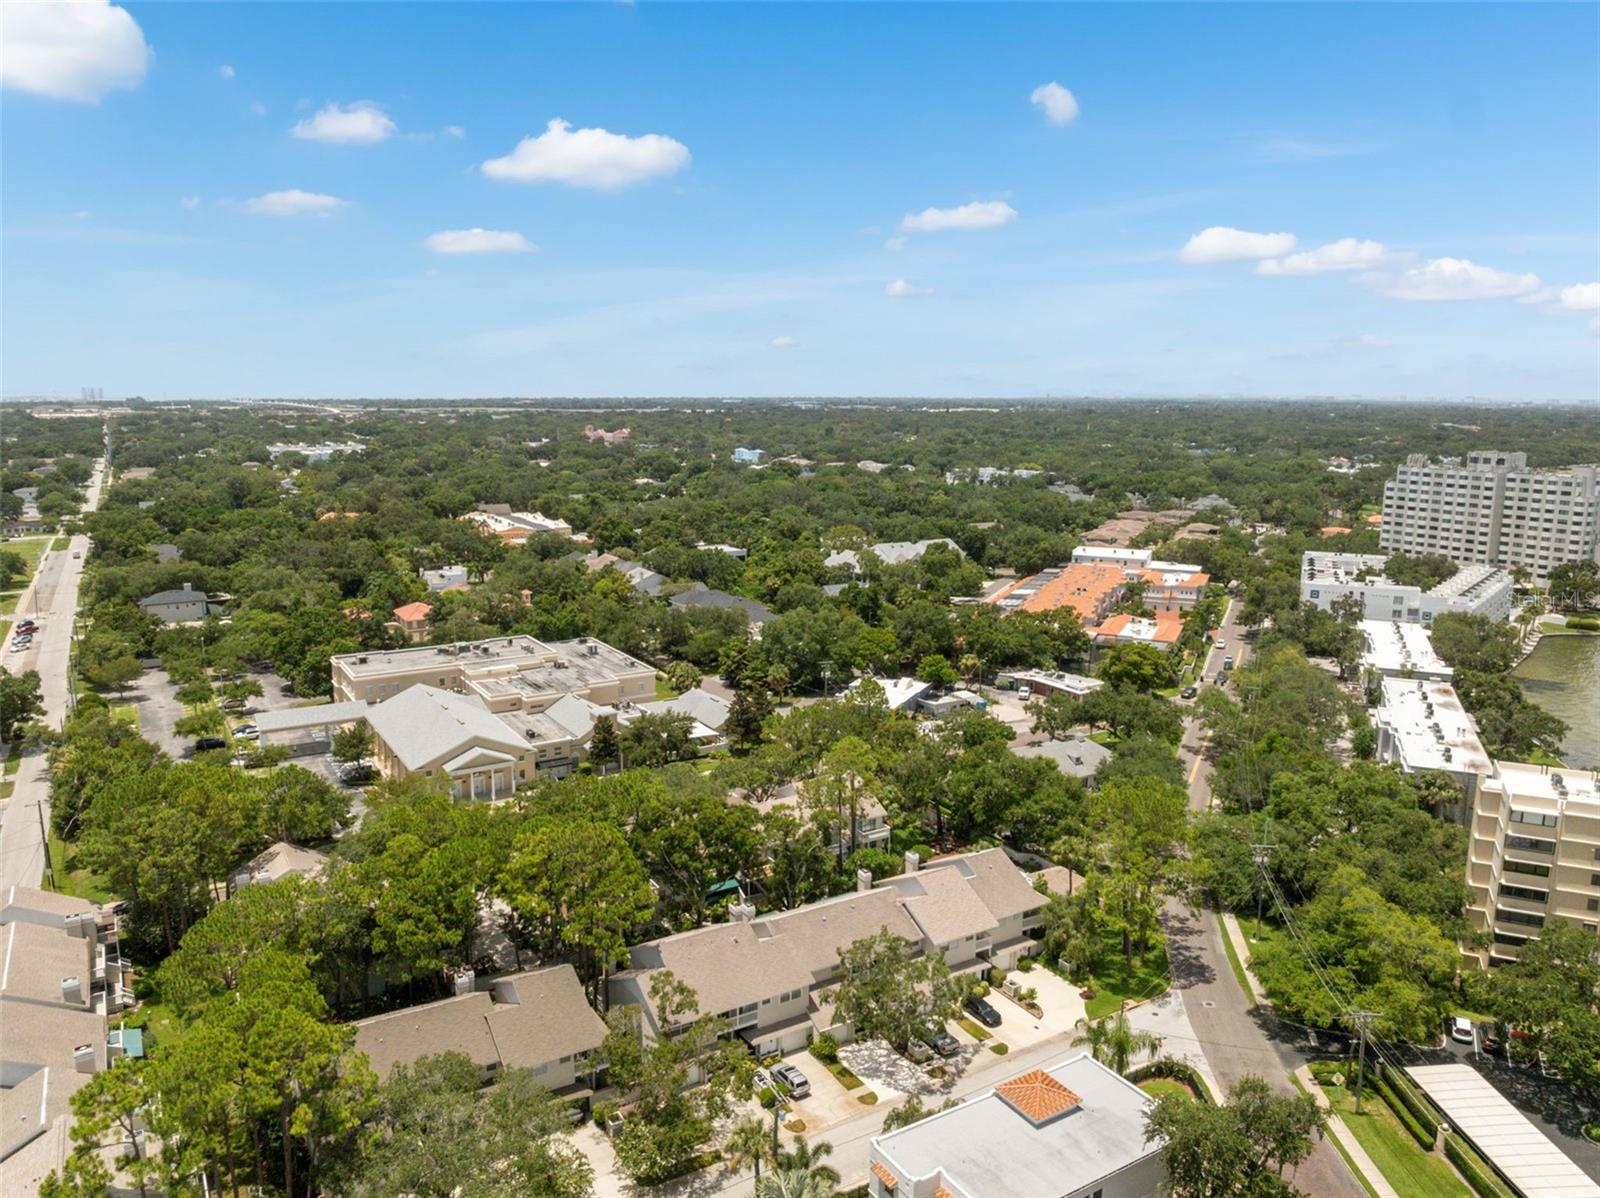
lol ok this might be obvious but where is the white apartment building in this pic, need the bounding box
[1373,678,1493,817]
[330,634,655,706]
[609,849,1049,1057]
[1300,552,1513,624]
[1380,451,1600,584]
[1358,620,1453,682]
[867,1054,1165,1198]
[1463,762,1600,967]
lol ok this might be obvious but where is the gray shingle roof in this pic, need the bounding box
[667,583,773,624]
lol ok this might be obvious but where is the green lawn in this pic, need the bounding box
[1083,929,1172,1019]
[653,676,680,700]
[46,834,122,904]
[957,1017,992,1041]
[0,593,17,616]
[1,536,54,587]
[1138,1078,1194,1103]
[108,704,138,728]
[1320,1081,1471,1198]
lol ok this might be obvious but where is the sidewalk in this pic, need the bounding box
[1220,911,1264,1006]
[1294,1065,1398,1198]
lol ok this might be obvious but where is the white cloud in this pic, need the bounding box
[423,228,536,254]
[899,200,1018,234]
[443,125,465,139]
[1257,238,1388,276]
[218,64,235,79]
[481,118,690,189]
[1345,333,1394,349]
[1375,257,1542,302]
[769,335,798,348]
[180,195,201,210]
[1030,81,1079,125]
[886,279,932,298]
[884,236,907,251]
[291,101,397,145]
[243,189,348,217]
[1179,226,1297,263]
[0,0,150,103]
[1558,283,1600,311]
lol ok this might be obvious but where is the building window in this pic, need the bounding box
[1504,860,1550,878]
[1496,908,1545,928]
[1499,884,1547,904]
[1588,898,1600,913]
[1507,836,1555,854]
[1510,809,1558,829]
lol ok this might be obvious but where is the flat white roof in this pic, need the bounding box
[1407,1064,1600,1198]
[1359,619,1453,678]
[256,700,371,734]
[1376,678,1492,776]
[1488,761,1600,810]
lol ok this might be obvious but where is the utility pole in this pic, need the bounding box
[819,660,831,700]
[1349,1010,1379,1114]
[1250,843,1276,942]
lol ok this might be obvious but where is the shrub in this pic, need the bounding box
[1018,957,1036,972]
[968,980,990,998]
[1308,1060,1344,1085]
[1127,1057,1216,1104]
[1382,1067,1439,1138]
[986,966,1006,988]
[1373,1076,1433,1149]
[858,1091,879,1105]
[1443,1134,1516,1198]
[758,1088,776,1109]
[761,1053,782,1067]
[809,1032,839,1064]
[989,1043,1009,1055]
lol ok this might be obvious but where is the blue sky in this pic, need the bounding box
[3,2,1598,400]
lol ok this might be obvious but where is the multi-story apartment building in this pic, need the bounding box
[1380,451,1600,584]
[610,849,1050,1058]
[1463,762,1600,967]
[1300,552,1513,624]
[330,634,655,706]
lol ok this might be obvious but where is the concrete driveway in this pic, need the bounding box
[987,966,1087,1049]
[775,1050,868,1133]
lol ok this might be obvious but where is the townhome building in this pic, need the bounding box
[353,965,608,1091]
[609,849,1049,1058]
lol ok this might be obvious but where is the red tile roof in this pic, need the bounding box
[392,601,433,622]
[870,1161,898,1190]
[995,1069,1083,1124]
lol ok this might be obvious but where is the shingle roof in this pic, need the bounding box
[884,867,999,948]
[667,583,773,624]
[242,842,329,883]
[925,848,1048,924]
[353,966,605,1080]
[139,587,206,607]
[637,687,731,731]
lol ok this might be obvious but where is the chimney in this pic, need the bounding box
[182,582,192,592]
[73,1044,98,1074]
[904,850,921,874]
[856,868,873,893]
[64,911,95,939]
[728,900,757,922]
[61,976,83,1004]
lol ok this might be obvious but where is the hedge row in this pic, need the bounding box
[1127,1057,1217,1105]
[1380,1065,1441,1140]
[1373,1075,1435,1150]
[1444,1133,1517,1198]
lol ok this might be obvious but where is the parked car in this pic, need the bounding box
[194,737,228,753]
[1477,1022,1504,1055]
[770,1064,811,1099]
[1448,1016,1475,1045]
[920,1022,960,1058]
[337,763,377,785]
[233,724,259,739]
[14,620,37,632]
[1179,685,1199,700]
[1223,655,1236,670]
[965,994,1002,1027]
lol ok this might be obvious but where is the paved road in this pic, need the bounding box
[0,457,105,890]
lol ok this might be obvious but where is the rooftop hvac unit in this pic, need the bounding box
[73,1044,98,1073]
[61,976,82,1003]
[452,969,475,996]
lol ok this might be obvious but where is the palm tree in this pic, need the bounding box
[1072,1008,1161,1075]
[724,1115,774,1187]
[758,1136,840,1198]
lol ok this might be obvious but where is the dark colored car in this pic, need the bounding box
[14,620,37,632]
[338,763,377,785]
[194,737,228,752]
[1476,1022,1503,1055]
[921,1022,960,1058]
[965,994,1002,1027]
[1179,685,1199,700]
